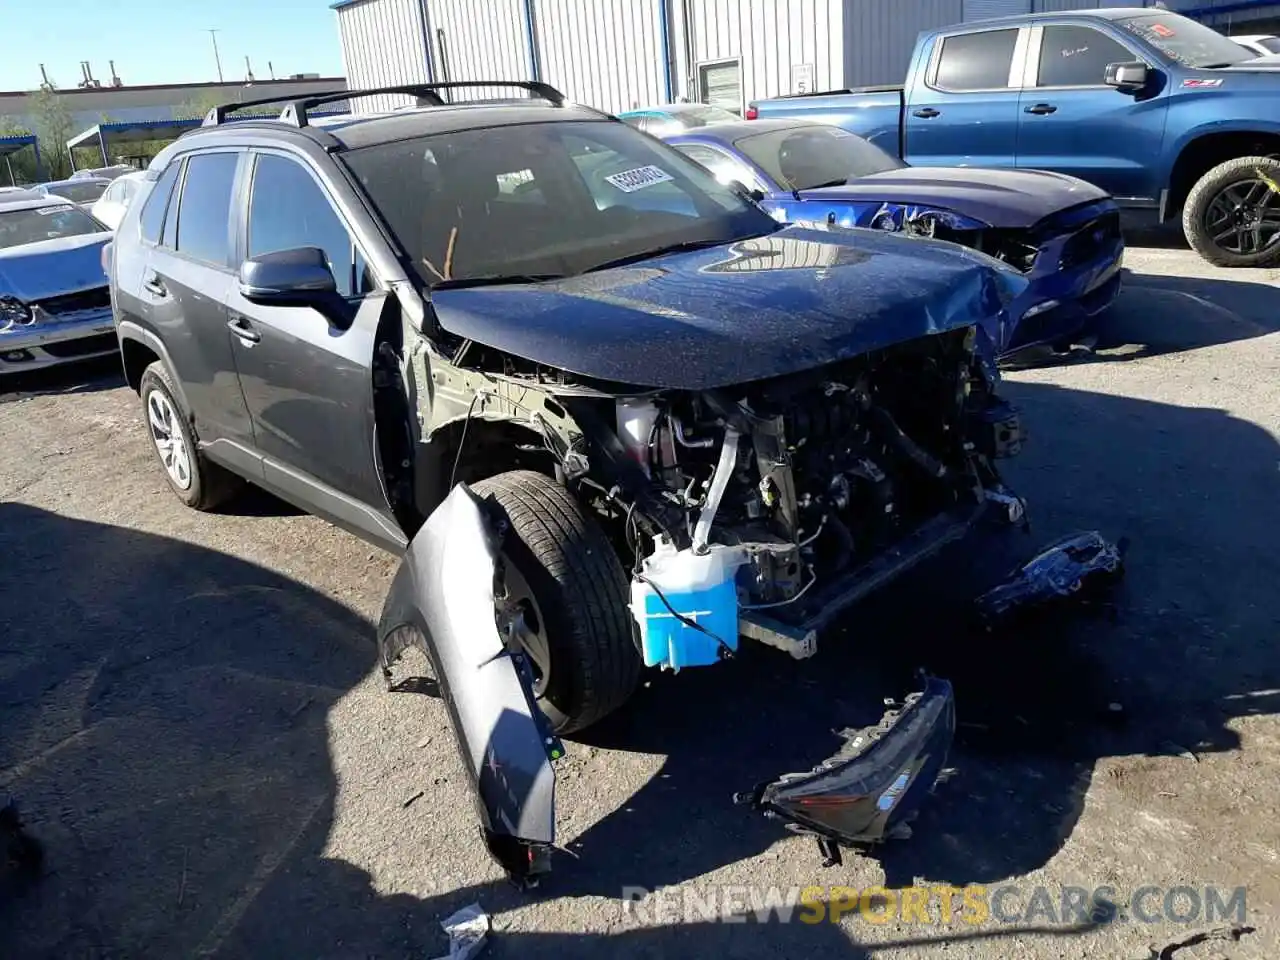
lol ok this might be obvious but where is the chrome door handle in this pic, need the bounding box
[1024,103,1058,115]
[227,316,261,344]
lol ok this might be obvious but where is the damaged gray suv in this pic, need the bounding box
[108,82,1044,884]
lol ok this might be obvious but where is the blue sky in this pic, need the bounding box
[1,0,345,91]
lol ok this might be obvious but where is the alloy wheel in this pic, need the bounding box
[146,389,192,490]
[1204,178,1280,256]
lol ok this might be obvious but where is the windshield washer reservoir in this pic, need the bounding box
[630,538,746,671]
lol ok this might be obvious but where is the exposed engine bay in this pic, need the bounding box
[608,326,1026,664]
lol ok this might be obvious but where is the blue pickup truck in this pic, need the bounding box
[749,8,1280,268]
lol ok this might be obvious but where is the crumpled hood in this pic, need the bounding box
[799,167,1110,229]
[0,232,111,302]
[431,224,1026,390]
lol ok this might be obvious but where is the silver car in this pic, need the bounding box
[0,194,116,375]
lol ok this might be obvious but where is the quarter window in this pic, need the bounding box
[1037,26,1134,87]
[935,29,1019,91]
[139,163,180,244]
[247,154,371,298]
[173,152,239,266]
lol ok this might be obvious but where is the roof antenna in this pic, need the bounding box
[109,60,122,87]
[244,56,255,83]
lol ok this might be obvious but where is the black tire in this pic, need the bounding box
[138,360,241,510]
[1182,156,1280,268]
[472,470,640,735]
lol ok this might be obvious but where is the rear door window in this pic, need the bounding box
[934,29,1020,91]
[173,152,239,267]
[139,163,181,244]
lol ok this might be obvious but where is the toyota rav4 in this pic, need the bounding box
[107,82,1038,884]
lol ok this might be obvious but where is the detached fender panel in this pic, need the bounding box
[377,483,558,883]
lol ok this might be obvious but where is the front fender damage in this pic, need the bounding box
[735,677,956,866]
[377,483,562,887]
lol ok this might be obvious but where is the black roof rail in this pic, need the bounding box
[201,89,349,127]
[278,80,568,128]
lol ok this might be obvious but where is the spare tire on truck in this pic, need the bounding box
[1182,155,1280,268]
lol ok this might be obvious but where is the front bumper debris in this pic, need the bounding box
[974,530,1126,627]
[735,676,956,866]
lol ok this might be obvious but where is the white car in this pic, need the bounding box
[1231,34,1280,57]
[89,171,147,231]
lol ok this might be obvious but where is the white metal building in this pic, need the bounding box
[332,0,1280,116]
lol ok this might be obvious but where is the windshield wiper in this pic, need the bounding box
[802,179,849,189]
[1199,62,1238,69]
[584,237,730,273]
[431,273,564,290]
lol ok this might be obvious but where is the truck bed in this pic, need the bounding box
[750,86,906,157]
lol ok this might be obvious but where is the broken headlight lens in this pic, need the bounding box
[0,297,32,333]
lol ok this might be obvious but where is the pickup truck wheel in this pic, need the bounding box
[138,361,241,510]
[1182,156,1280,268]
[473,470,640,735]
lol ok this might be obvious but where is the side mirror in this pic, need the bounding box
[238,246,337,305]
[729,179,766,204]
[1104,61,1149,92]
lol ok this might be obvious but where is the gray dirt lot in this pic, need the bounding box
[1,239,1277,959]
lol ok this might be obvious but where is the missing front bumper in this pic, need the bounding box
[735,676,956,865]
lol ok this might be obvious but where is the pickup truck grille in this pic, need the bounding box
[36,286,111,317]
[1060,212,1121,271]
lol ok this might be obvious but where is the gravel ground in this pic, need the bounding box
[1,242,1277,959]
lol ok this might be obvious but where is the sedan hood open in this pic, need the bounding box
[0,232,111,303]
[799,167,1110,229]
[431,224,1026,391]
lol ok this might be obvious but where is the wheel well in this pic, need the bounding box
[415,417,558,520]
[1167,132,1280,217]
[120,337,160,393]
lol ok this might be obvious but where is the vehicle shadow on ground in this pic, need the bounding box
[0,505,872,957]
[1009,265,1279,372]
[558,378,1278,901]
[0,356,125,402]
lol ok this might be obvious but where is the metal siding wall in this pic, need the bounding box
[532,1,666,112]
[842,0,962,88]
[430,0,531,84]
[337,0,430,113]
[688,0,842,107]
[962,0,1030,19]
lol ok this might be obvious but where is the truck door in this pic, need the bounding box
[1016,23,1169,202]
[904,27,1025,169]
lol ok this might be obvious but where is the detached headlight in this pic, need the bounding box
[0,296,32,333]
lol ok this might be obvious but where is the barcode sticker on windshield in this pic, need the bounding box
[605,165,674,193]
[37,205,74,216]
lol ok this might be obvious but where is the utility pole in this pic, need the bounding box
[206,29,224,83]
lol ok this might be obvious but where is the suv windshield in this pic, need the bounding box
[0,204,104,249]
[1118,14,1252,68]
[340,119,777,287]
[736,125,904,191]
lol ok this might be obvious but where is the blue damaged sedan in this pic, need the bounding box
[0,193,116,376]
[661,118,1124,355]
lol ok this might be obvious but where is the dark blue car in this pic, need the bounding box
[661,118,1124,355]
